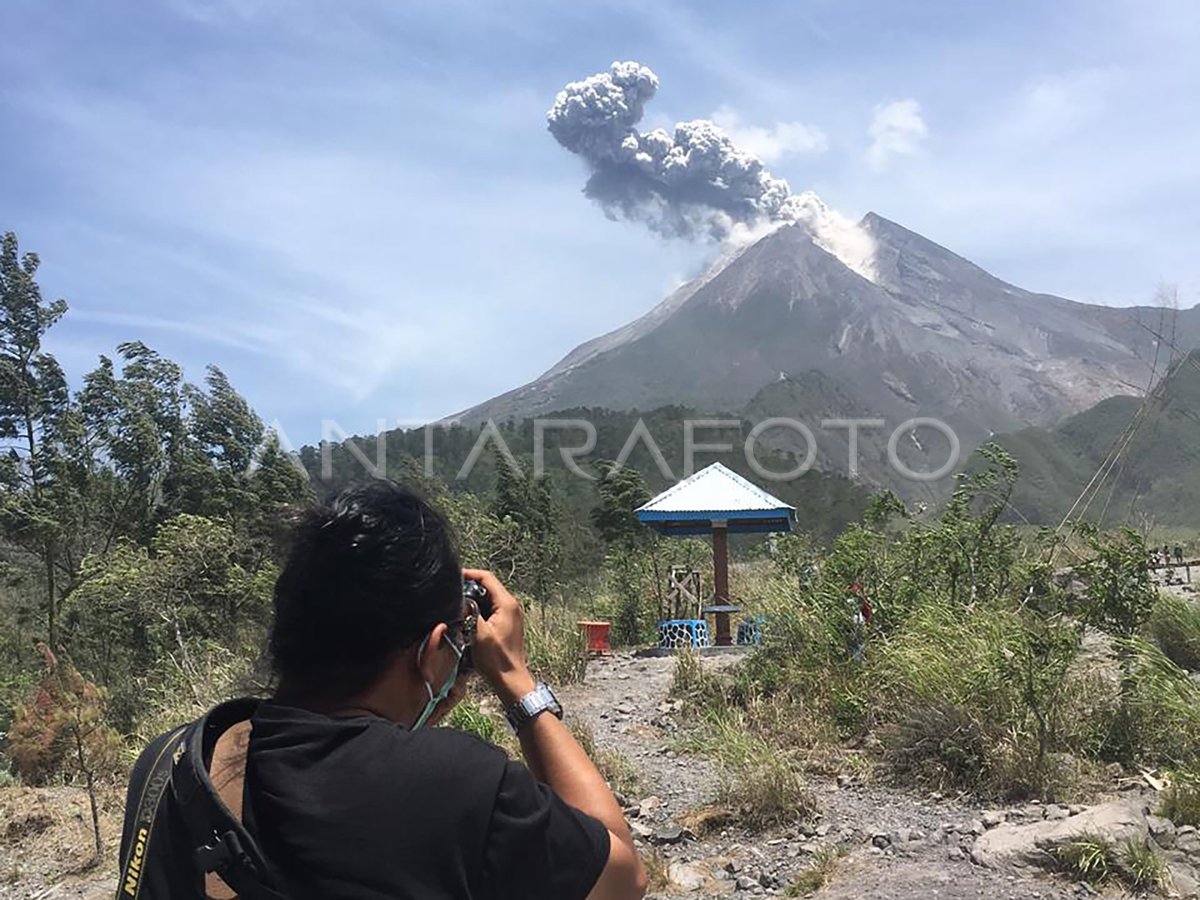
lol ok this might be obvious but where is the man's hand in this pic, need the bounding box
[463,571,646,899]
[462,569,537,706]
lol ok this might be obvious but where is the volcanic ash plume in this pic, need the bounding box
[547,60,867,265]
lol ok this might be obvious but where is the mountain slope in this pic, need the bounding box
[991,350,1200,527]
[453,214,1200,495]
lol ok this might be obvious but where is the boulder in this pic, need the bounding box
[971,801,1148,869]
[1167,856,1200,900]
[1149,815,1178,850]
[667,861,707,892]
[982,810,1005,829]
[651,824,685,846]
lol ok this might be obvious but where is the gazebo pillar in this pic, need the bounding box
[711,521,732,646]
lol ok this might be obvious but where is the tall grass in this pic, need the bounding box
[1161,769,1200,828]
[674,680,818,832]
[526,604,588,685]
[1049,834,1169,892]
[1146,593,1200,672]
[1122,636,1200,766]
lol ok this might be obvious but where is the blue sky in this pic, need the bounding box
[3,0,1198,445]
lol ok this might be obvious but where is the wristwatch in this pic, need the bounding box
[504,682,563,732]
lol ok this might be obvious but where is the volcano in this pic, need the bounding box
[452,213,1199,495]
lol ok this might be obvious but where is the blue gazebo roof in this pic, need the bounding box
[636,462,796,536]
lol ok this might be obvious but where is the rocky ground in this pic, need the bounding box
[2,649,1198,899]
[559,652,1200,900]
[0,785,121,899]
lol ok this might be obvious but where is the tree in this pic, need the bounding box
[80,343,187,544]
[62,513,276,730]
[0,231,78,646]
[489,455,563,605]
[8,644,121,857]
[590,461,651,548]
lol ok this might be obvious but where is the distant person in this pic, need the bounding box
[846,582,873,662]
[117,481,646,900]
[1175,545,1184,565]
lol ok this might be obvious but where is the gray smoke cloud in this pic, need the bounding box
[547,60,822,241]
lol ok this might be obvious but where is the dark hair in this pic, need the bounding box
[269,481,462,701]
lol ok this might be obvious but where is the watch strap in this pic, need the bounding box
[504,682,562,731]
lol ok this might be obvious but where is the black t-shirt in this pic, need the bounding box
[242,701,610,900]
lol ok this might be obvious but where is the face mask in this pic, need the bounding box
[411,630,463,731]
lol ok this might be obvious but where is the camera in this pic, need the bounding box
[463,578,492,619]
[459,578,491,673]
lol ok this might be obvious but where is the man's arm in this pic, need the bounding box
[466,569,647,900]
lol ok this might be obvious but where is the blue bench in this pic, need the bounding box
[737,616,767,646]
[658,619,711,650]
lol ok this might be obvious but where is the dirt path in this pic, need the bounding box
[562,651,1085,900]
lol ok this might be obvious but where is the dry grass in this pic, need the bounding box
[640,849,671,893]
[677,705,817,832]
[570,721,640,798]
[788,845,847,897]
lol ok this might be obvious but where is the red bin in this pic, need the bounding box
[577,620,611,654]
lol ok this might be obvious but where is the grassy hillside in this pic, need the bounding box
[987,350,1200,527]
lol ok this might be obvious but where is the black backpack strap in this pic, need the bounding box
[116,724,187,899]
[170,698,291,900]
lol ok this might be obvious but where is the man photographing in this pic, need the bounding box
[118,481,647,900]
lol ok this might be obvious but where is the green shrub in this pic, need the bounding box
[1121,837,1169,892]
[445,697,507,746]
[1147,594,1200,672]
[1050,833,1115,885]
[1162,769,1200,827]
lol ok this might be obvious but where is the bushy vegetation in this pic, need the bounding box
[1162,769,1200,828]
[671,445,1200,805]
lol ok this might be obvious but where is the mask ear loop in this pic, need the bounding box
[416,633,435,703]
[416,622,468,701]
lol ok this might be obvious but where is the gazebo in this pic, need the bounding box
[636,462,796,645]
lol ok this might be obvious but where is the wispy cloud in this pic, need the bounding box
[710,105,827,163]
[866,99,928,171]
